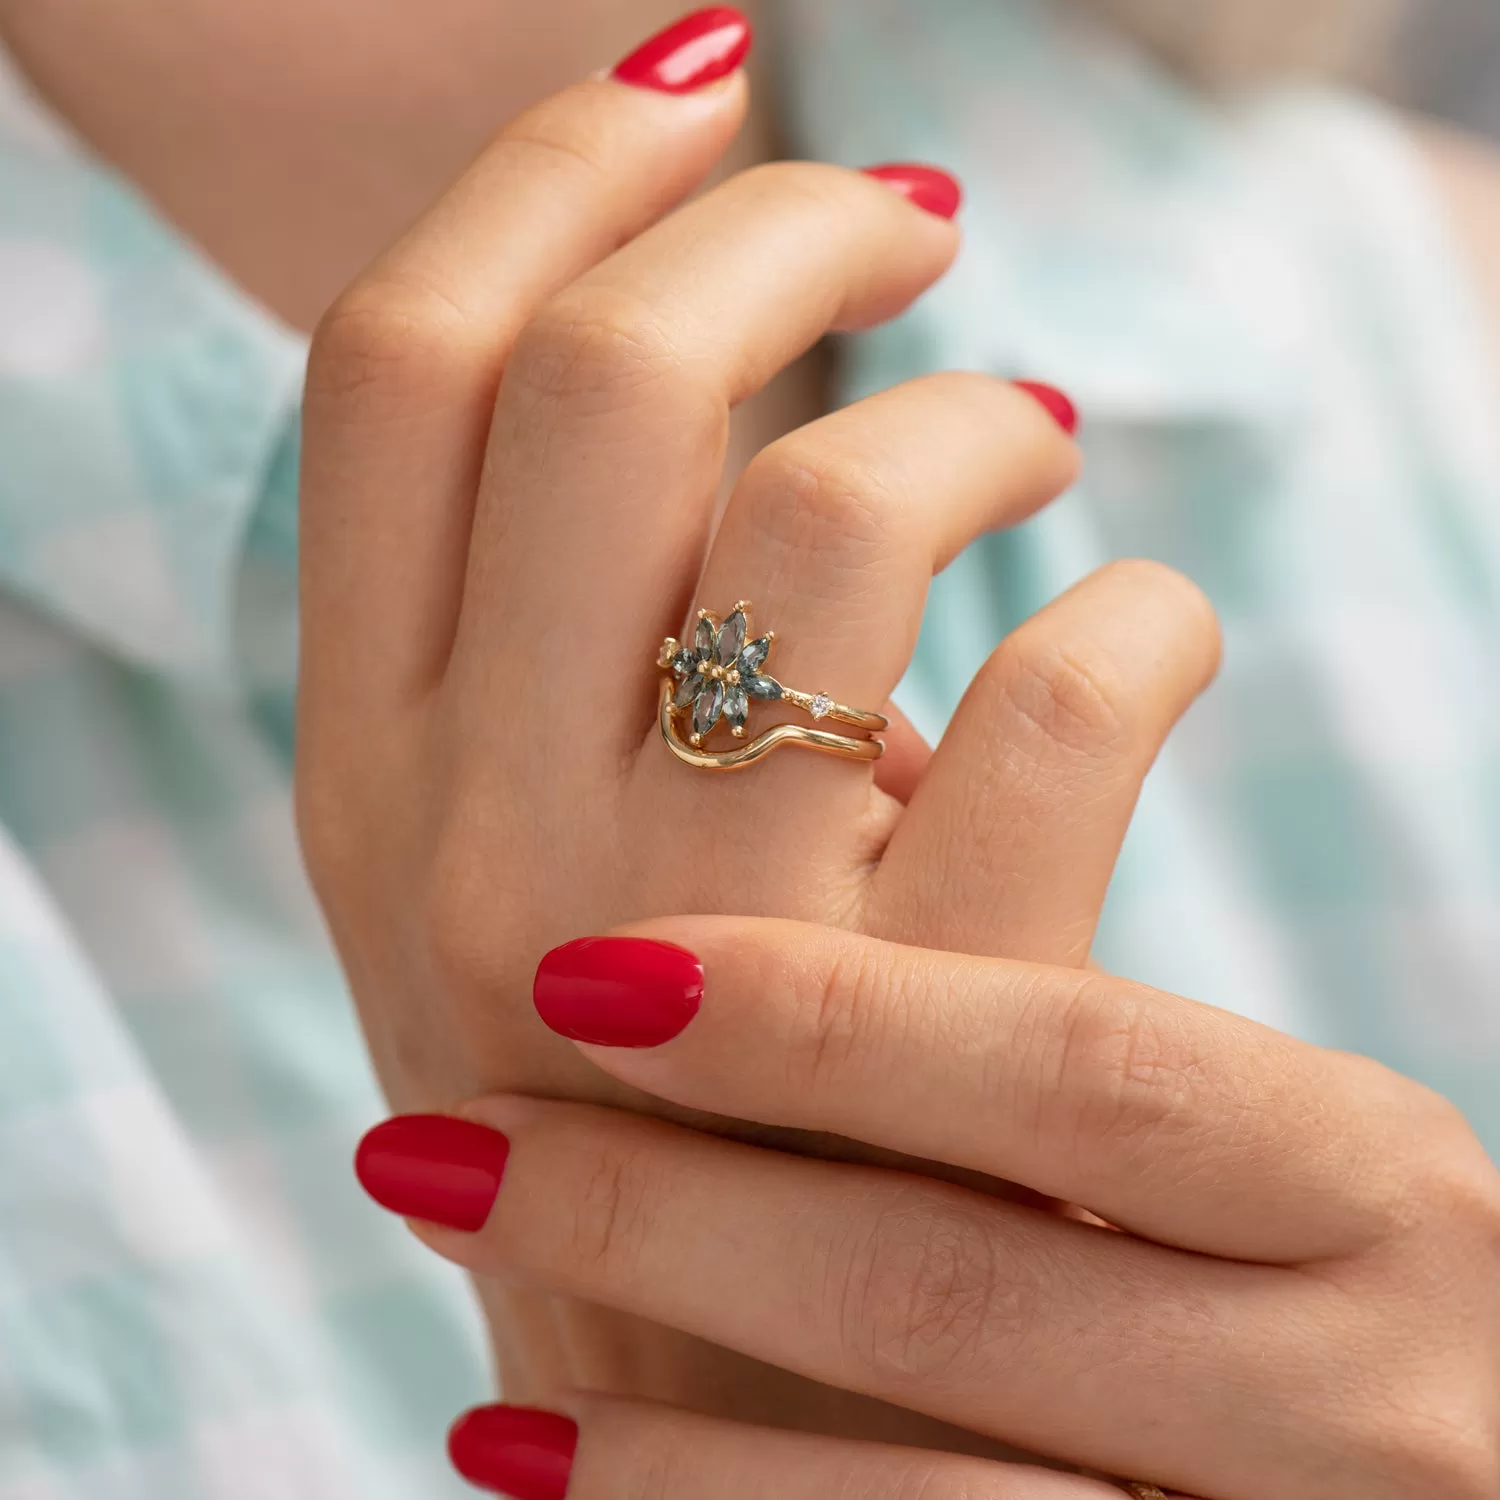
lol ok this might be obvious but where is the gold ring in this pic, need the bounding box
[657,602,887,771]
[1120,1485,1168,1499]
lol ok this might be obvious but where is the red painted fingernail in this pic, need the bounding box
[354,1115,510,1232]
[535,936,703,1047]
[612,6,752,93]
[1014,380,1079,435]
[449,1406,578,1500]
[862,163,964,220]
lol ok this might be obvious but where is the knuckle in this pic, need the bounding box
[510,286,690,415]
[306,280,474,421]
[793,942,890,1095]
[564,1141,656,1286]
[838,1189,1021,1388]
[738,437,905,573]
[1416,1139,1500,1249]
[618,1451,683,1500]
[988,630,1131,764]
[1340,1059,1500,1241]
[1050,976,1208,1167]
[499,110,612,184]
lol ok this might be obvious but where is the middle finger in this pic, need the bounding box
[446,160,960,746]
[355,1102,1293,1500]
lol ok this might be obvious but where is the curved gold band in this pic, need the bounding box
[657,601,886,771]
[659,682,884,770]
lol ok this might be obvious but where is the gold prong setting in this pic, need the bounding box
[657,602,889,769]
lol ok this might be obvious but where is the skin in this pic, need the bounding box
[4,0,1499,1485]
[414,913,1500,1497]
[295,45,1498,1495]
[294,60,1221,1450]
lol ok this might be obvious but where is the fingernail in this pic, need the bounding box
[354,1115,510,1232]
[449,1406,578,1500]
[1014,380,1080,436]
[612,6,752,93]
[862,163,964,220]
[534,936,703,1047]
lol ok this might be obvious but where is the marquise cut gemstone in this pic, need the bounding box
[670,647,698,678]
[723,685,749,728]
[717,609,747,664]
[745,673,782,700]
[695,615,717,654]
[693,681,725,737]
[739,636,772,674]
[674,672,703,709]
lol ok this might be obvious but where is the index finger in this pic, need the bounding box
[532,918,1441,1263]
[299,18,750,717]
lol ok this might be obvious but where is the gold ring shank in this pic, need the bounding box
[779,686,889,733]
[659,683,883,770]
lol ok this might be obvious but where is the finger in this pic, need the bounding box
[670,372,1078,756]
[357,1102,1276,1499]
[535,920,1422,1263]
[446,161,961,738]
[448,1394,1130,1499]
[873,701,931,804]
[873,559,1222,964]
[299,39,750,714]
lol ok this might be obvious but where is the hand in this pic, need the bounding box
[356,918,1500,1500]
[295,6,1216,1428]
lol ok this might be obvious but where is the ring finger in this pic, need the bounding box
[632,371,1078,817]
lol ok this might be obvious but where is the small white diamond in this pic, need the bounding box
[810,693,833,720]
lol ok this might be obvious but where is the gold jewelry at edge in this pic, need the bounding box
[658,602,887,771]
[1120,1485,1169,1499]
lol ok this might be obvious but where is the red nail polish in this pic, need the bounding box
[534,936,703,1047]
[612,6,752,93]
[354,1115,510,1233]
[862,163,964,220]
[449,1406,578,1500]
[1014,380,1079,436]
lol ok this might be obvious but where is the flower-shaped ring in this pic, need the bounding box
[656,602,888,771]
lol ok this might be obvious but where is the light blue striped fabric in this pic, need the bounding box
[0,47,486,1500]
[1,1,1498,1492]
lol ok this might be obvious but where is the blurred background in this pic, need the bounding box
[1399,0,1500,136]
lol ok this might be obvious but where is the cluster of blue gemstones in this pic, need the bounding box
[667,606,782,740]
